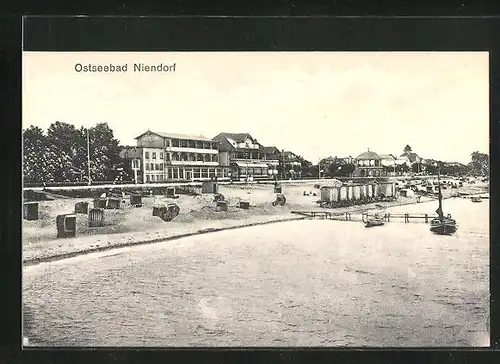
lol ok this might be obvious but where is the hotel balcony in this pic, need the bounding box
[168,139,218,151]
[168,160,219,166]
[263,159,280,167]
[166,146,218,154]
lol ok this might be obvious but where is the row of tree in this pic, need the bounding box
[23,122,122,184]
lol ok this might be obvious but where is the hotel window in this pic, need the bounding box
[145,152,150,159]
[146,175,150,182]
[201,168,209,178]
[145,163,150,171]
[193,168,201,179]
[132,160,139,169]
[160,152,164,159]
[157,163,163,171]
[152,152,156,160]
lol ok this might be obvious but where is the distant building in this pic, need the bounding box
[379,154,397,167]
[122,131,227,183]
[261,146,281,177]
[321,156,353,165]
[341,156,354,165]
[379,154,397,176]
[213,132,273,180]
[120,146,145,184]
[281,150,302,178]
[354,149,385,177]
[399,152,421,166]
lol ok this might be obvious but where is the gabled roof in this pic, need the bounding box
[400,152,420,162]
[212,132,261,151]
[135,130,213,142]
[379,154,396,159]
[262,146,281,154]
[213,132,256,143]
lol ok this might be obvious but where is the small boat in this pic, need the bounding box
[430,216,457,235]
[365,215,385,228]
[430,165,458,236]
[471,196,482,203]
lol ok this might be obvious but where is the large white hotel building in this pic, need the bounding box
[120,131,229,183]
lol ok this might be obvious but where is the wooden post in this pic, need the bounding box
[404,213,409,223]
[425,214,429,223]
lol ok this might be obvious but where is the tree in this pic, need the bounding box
[23,126,50,183]
[396,163,411,174]
[469,151,489,176]
[339,163,355,177]
[87,123,122,181]
[23,121,123,184]
[47,121,84,182]
[425,163,438,175]
[327,162,341,177]
[440,163,470,176]
[404,145,412,154]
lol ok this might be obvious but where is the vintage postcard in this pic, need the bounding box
[22,51,490,347]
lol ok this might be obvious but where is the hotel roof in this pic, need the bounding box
[135,131,213,142]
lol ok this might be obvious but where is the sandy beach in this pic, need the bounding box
[22,180,489,264]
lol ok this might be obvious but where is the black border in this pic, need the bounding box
[3,15,500,363]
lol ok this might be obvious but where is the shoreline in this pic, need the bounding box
[24,216,307,266]
[24,197,447,267]
[23,180,488,267]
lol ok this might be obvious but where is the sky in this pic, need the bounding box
[23,51,489,164]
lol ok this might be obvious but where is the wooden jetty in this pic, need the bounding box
[291,210,435,224]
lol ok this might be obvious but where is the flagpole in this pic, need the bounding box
[436,162,443,221]
[87,128,92,186]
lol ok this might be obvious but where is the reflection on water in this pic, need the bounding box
[23,198,490,347]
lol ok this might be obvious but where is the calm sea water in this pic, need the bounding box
[23,198,490,347]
